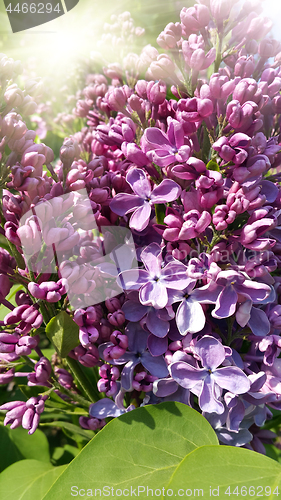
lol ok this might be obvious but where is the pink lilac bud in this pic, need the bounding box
[97,364,119,397]
[60,139,79,165]
[54,367,73,390]
[4,305,43,334]
[0,332,19,354]
[79,416,105,431]
[213,205,236,230]
[247,16,273,41]
[0,274,11,298]
[2,112,27,140]
[182,35,216,72]
[180,5,210,37]
[110,330,128,350]
[15,335,39,356]
[105,297,122,313]
[233,79,263,107]
[147,54,177,82]
[17,217,42,256]
[146,80,166,105]
[196,170,224,209]
[132,372,157,392]
[259,39,281,58]
[157,22,182,50]
[28,280,66,303]
[71,345,100,368]
[0,368,14,384]
[210,0,235,25]
[0,395,47,434]
[4,84,24,107]
[79,326,99,348]
[107,309,125,327]
[0,248,16,275]
[27,357,52,386]
[105,87,127,112]
[234,56,255,78]
[177,97,213,122]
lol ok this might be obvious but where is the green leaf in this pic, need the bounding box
[45,311,79,358]
[43,402,218,499]
[167,445,281,498]
[0,460,66,500]
[9,426,50,463]
[0,425,24,472]
[206,159,220,171]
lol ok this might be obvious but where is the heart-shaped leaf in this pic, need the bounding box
[43,402,218,499]
[0,460,66,500]
[167,445,281,498]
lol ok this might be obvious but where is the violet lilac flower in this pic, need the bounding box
[169,336,250,414]
[110,168,181,231]
[118,243,190,309]
[99,322,168,391]
[140,118,192,167]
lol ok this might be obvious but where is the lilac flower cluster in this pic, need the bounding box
[1,0,281,454]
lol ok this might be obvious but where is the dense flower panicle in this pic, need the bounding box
[2,0,281,452]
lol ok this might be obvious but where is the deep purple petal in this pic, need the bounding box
[153,377,179,397]
[199,376,224,414]
[122,300,147,322]
[248,307,271,337]
[141,351,169,377]
[89,398,124,418]
[148,334,168,356]
[110,193,144,216]
[151,179,181,203]
[143,127,171,149]
[146,309,169,337]
[126,322,148,352]
[121,359,140,391]
[169,361,206,389]
[235,280,271,303]
[213,366,250,394]
[212,285,238,319]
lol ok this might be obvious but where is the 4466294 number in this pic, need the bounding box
[225,486,279,496]
[5,3,61,14]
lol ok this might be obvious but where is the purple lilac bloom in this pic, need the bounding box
[117,243,190,309]
[169,336,250,414]
[110,168,181,231]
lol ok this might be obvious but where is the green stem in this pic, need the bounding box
[52,381,91,409]
[66,356,99,403]
[214,33,222,73]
